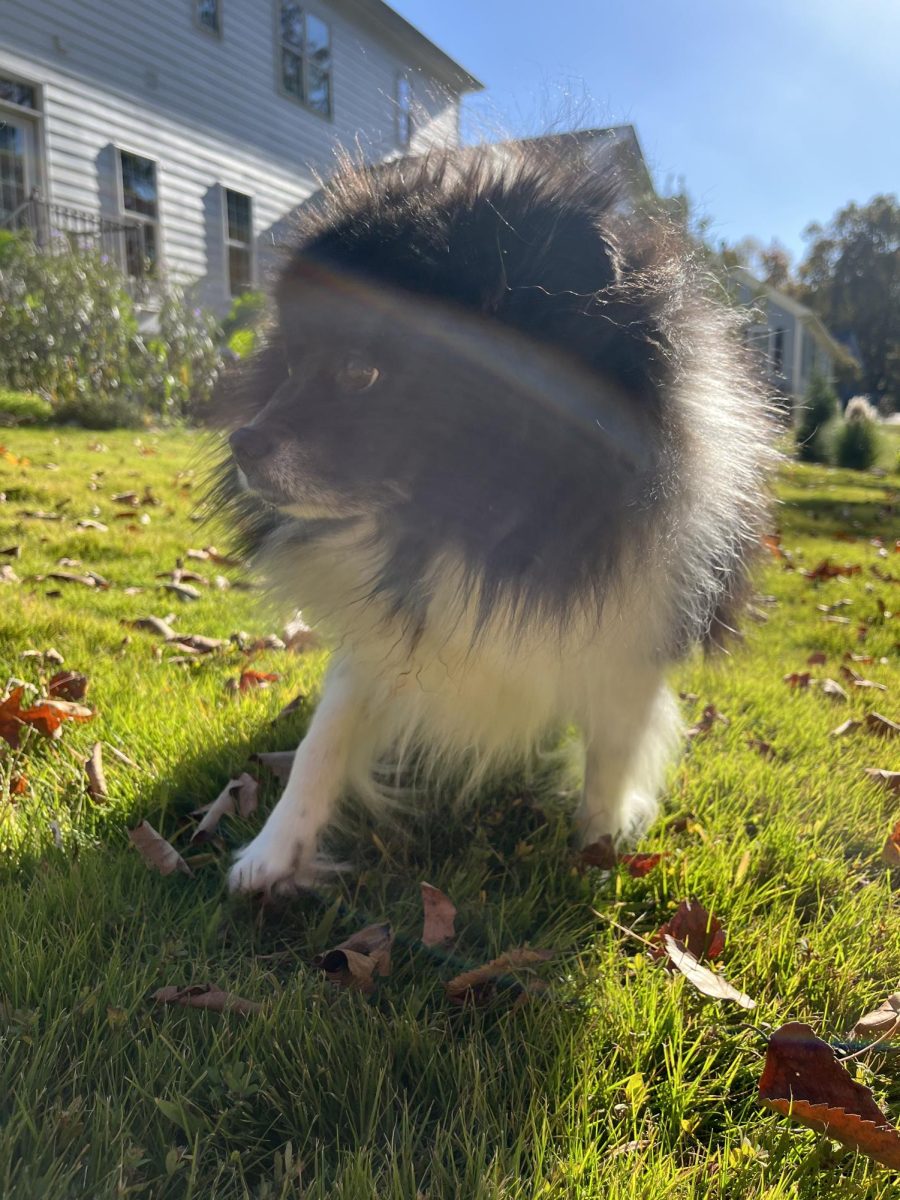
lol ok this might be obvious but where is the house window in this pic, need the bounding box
[396,73,412,149]
[225,189,253,295]
[278,4,332,116]
[773,327,785,375]
[118,150,159,276]
[194,0,221,35]
[0,76,37,109]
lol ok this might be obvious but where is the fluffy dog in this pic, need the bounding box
[211,145,772,893]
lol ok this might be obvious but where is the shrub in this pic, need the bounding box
[221,289,268,340]
[834,414,881,470]
[135,287,223,420]
[844,395,879,423]
[796,374,838,463]
[0,389,54,427]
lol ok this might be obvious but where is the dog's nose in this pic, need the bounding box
[229,425,271,466]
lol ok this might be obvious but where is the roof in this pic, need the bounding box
[731,267,852,363]
[329,0,483,94]
[509,125,655,196]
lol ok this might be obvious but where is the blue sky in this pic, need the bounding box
[391,0,899,264]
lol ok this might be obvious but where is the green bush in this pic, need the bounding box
[0,388,54,427]
[834,416,881,470]
[796,374,838,463]
[221,289,268,340]
[136,287,223,420]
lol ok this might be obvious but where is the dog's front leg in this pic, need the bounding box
[229,661,366,893]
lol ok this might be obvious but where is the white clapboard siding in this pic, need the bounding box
[0,0,465,308]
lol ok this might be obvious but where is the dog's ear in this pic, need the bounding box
[204,336,288,431]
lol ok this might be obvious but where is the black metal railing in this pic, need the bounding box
[3,193,159,297]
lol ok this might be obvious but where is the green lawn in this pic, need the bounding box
[3,427,900,1199]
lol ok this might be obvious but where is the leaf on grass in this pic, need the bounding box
[748,737,776,759]
[807,651,828,666]
[654,900,725,961]
[830,718,863,738]
[762,534,785,560]
[865,769,900,794]
[758,1021,900,1168]
[445,948,554,1008]
[881,820,900,866]
[163,582,201,602]
[821,677,848,701]
[850,993,900,1043]
[686,704,730,739]
[313,923,394,994]
[48,670,89,702]
[174,634,228,654]
[75,519,108,532]
[85,742,108,801]
[0,687,93,748]
[237,670,280,693]
[663,936,755,1008]
[0,565,19,583]
[421,882,457,947]
[802,560,862,581]
[128,820,193,877]
[619,853,666,878]
[577,835,618,869]
[784,671,811,689]
[191,773,259,842]
[283,614,320,653]
[152,983,262,1015]
[841,665,887,692]
[866,712,900,738]
[123,615,179,640]
[252,750,295,782]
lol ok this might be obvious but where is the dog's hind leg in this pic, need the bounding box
[574,679,681,846]
[229,659,371,893]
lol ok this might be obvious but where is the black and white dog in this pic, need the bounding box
[212,146,772,893]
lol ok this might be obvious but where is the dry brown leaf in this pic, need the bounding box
[881,820,900,866]
[283,614,319,653]
[124,615,179,640]
[841,665,888,692]
[850,993,900,1042]
[313,923,393,994]
[577,835,618,869]
[445,948,554,1007]
[237,670,280,693]
[619,852,666,877]
[128,820,193,877]
[0,687,93,749]
[252,750,295,782]
[421,882,457,947]
[864,769,900,794]
[821,677,849,701]
[654,900,725,961]
[830,718,863,738]
[152,982,262,1015]
[85,742,108,801]
[784,671,812,689]
[663,936,755,1008]
[686,703,730,739]
[191,773,259,842]
[748,737,777,759]
[867,712,900,738]
[802,560,862,581]
[758,1021,900,1168]
[807,651,828,666]
[48,670,90,702]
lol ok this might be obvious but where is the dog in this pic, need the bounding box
[210,144,773,893]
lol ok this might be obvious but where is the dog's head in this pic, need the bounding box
[222,149,672,542]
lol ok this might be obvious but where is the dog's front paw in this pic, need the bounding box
[228,825,317,894]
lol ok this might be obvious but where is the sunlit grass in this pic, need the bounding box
[2,428,900,1198]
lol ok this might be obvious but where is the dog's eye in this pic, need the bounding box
[336,361,380,393]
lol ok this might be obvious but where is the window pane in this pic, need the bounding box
[281,48,302,98]
[226,190,251,244]
[124,221,156,277]
[229,245,252,295]
[280,2,304,49]
[196,0,220,33]
[305,13,330,64]
[306,65,330,115]
[396,75,412,146]
[120,152,158,219]
[0,77,36,109]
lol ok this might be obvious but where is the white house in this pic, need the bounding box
[0,0,481,311]
[730,267,848,402]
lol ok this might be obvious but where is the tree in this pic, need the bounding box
[796,195,900,407]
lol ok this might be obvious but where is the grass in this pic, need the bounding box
[3,428,900,1198]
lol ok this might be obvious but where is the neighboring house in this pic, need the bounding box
[0,0,481,313]
[730,266,847,401]
[513,125,655,205]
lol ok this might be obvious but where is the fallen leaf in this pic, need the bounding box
[850,993,900,1043]
[686,704,730,739]
[191,773,259,842]
[0,687,93,748]
[865,769,900,794]
[619,852,665,877]
[830,718,863,738]
[252,750,295,782]
[85,742,108,801]
[577,835,618,869]
[238,670,280,693]
[0,564,19,583]
[784,672,812,689]
[313,923,394,993]
[8,773,27,797]
[654,900,725,961]
[802,560,862,581]
[274,693,306,722]
[152,983,262,1015]
[807,651,828,666]
[421,882,457,947]
[821,677,849,701]
[758,1021,900,1168]
[48,671,89,702]
[881,820,900,866]
[283,614,320,653]
[748,737,777,759]
[663,935,755,1007]
[163,582,201,602]
[763,534,785,560]
[173,634,228,654]
[867,712,900,738]
[75,519,108,531]
[445,948,554,1007]
[124,616,179,640]
[128,820,193,877]
[841,665,888,692]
